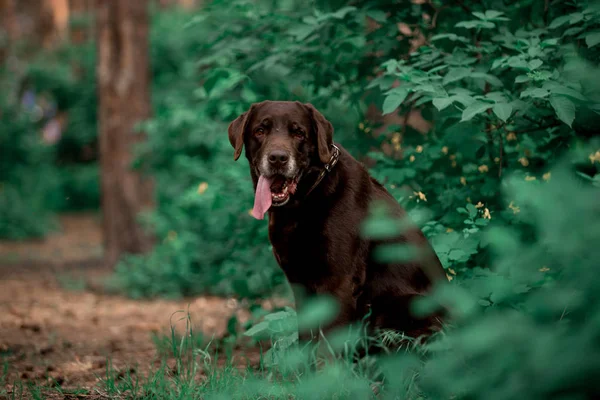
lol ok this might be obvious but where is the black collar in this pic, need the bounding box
[305,144,340,197]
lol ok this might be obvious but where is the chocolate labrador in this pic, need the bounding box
[228,100,445,341]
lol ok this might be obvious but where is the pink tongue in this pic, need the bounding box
[252,175,272,220]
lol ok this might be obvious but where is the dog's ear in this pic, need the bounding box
[228,105,255,161]
[304,103,334,164]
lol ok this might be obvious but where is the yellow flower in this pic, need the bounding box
[483,208,491,219]
[416,145,424,153]
[539,267,550,272]
[506,132,517,141]
[448,268,456,275]
[248,209,254,216]
[414,191,427,202]
[460,176,467,186]
[446,228,454,233]
[442,146,449,154]
[494,157,500,163]
[359,122,365,130]
[475,202,484,208]
[478,165,489,173]
[508,201,520,214]
[409,155,415,162]
[365,127,371,134]
[394,143,401,151]
[449,154,457,160]
[589,150,600,164]
[519,157,529,167]
[542,172,551,181]
[525,176,536,181]
[446,274,454,282]
[197,182,209,195]
[391,133,401,144]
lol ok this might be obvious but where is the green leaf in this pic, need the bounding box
[448,248,468,261]
[456,20,495,29]
[549,96,576,127]
[485,11,504,19]
[541,38,559,47]
[543,82,586,100]
[453,93,476,107]
[244,321,270,337]
[289,24,316,40]
[569,12,584,24]
[528,59,543,70]
[471,72,503,87]
[461,102,493,122]
[443,67,471,85]
[585,32,600,48]
[329,6,357,19]
[493,103,513,122]
[466,203,478,218]
[515,75,530,83]
[431,33,469,42]
[520,88,550,98]
[382,88,409,115]
[549,15,571,29]
[366,10,387,23]
[472,12,486,20]
[433,97,455,111]
[374,244,419,263]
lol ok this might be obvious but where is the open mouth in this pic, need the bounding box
[252,172,300,220]
[269,175,299,206]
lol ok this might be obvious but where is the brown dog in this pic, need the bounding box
[228,101,445,341]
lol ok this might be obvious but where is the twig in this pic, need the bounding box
[498,133,504,178]
[454,0,472,14]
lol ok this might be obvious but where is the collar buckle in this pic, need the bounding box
[324,144,340,173]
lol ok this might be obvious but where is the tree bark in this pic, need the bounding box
[37,0,69,48]
[0,0,18,40]
[96,0,154,267]
[0,0,18,62]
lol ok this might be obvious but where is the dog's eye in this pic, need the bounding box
[293,131,305,140]
[254,128,265,137]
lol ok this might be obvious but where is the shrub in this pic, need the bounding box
[113,0,599,301]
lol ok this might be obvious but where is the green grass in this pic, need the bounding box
[3,310,417,400]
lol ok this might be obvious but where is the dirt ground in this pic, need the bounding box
[0,214,259,397]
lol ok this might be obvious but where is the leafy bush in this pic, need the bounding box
[113,0,599,301]
[58,152,600,399]
[0,101,60,239]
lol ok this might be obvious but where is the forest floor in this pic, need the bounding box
[0,214,262,399]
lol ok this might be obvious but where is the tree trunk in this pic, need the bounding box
[0,0,18,62]
[37,0,69,48]
[96,0,154,267]
[69,0,93,44]
[0,0,18,40]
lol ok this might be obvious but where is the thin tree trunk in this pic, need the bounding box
[37,0,69,48]
[0,0,18,40]
[0,0,18,62]
[96,0,154,267]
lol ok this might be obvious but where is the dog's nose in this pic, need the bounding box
[268,150,289,167]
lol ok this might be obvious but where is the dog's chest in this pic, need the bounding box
[268,214,328,281]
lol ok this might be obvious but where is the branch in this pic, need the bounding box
[454,0,472,14]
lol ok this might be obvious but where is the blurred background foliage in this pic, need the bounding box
[1,0,600,396]
[1,0,599,296]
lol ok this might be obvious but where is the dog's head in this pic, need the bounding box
[228,101,334,217]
